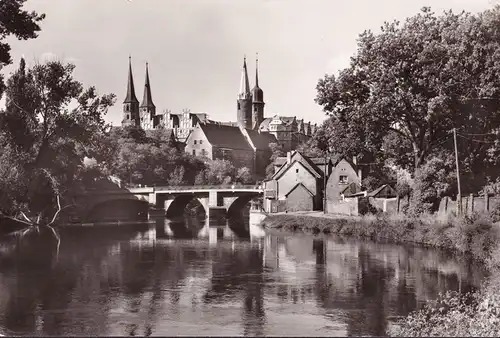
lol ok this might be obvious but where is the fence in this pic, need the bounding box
[439,194,500,216]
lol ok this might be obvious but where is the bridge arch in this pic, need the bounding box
[226,193,260,219]
[85,198,149,222]
[165,195,207,219]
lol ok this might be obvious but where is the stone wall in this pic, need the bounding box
[326,198,359,216]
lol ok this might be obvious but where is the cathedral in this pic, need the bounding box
[121,56,317,152]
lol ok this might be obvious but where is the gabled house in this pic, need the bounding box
[184,122,278,181]
[325,157,364,203]
[263,151,329,212]
[184,123,255,171]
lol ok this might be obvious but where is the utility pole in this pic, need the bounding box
[453,128,462,215]
[323,151,327,214]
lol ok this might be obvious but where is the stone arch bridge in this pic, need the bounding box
[72,185,263,221]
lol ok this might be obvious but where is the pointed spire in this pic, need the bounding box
[255,52,259,88]
[238,55,251,99]
[252,53,264,103]
[141,62,155,108]
[124,56,139,104]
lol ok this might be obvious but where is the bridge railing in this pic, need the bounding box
[80,184,263,194]
[153,184,262,191]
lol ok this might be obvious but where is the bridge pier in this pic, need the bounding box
[207,207,227,225]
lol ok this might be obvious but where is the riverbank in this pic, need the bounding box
[261,212,500,336]
[261,212,499,264]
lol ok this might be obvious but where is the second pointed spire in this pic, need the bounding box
[238,56,251,99]
[141,62,155,108]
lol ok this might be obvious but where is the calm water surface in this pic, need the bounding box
[0,214,488,337]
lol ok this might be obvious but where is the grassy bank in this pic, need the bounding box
[261,212,500,336]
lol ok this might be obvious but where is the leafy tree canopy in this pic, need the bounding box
[0,59,115,216]
[0,0,45,96]
[316,6,500,177]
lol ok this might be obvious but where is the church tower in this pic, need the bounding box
[139,62,156,129]
[122,56,140,127]
[237,56,253,129]
[251,54,264,130]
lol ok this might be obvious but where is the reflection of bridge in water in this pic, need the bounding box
[74,185,263,222]
[132,212,268,245]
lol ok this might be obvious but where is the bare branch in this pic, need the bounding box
[19,211,33,224]
[1,214,32,227]
[48,195,74,226]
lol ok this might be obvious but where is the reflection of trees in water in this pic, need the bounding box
[262,235,487,337]
[202,244,265,336]
[0,226,193,336]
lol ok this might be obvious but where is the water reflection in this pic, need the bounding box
[0,215,488,337]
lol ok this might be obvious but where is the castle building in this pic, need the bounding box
[121,55,316,152]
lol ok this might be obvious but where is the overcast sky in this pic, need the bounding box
[2,0,497,126]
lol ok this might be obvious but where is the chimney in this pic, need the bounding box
[358,168,363,182]
[352,156,357,166]
[287,151,292,164]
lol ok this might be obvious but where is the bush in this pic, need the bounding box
[392,282,500,337]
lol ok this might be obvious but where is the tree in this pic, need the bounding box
[0,59,115,216]
[265,142,285,178]
[236,167,253,184]
[103,126,205,186]
[195,159,236,185]
[0,0,45,97]
[167,166,186,186]
[316,6,500,176]
[295,138,325,158]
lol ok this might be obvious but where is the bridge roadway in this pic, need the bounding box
[74,184,264,220]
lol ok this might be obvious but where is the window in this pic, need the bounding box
[296,169,299,174]
[194,140,197,145]
[199,140,203,144]
[192,149,196,156]
[201,149,207,157]
[339,175,348,184]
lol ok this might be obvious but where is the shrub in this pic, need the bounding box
[392,283,500,337]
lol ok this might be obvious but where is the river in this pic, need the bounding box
[0,213,488,337]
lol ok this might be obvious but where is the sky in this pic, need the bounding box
[2,0,497,126]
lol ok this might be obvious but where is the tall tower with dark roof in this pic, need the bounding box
[122,56,140,127]
[139,62,156,129]
[237,56,253,129]
[251,53,264,130]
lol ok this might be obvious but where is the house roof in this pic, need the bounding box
[341,182,363,196]
[258,116,296,131]
[198,123,253,151]
[368,184,398,198]
[274,157,287,166]
[274,154,330,168]
[272,152,322,180]
[333,156,357,170]
[310,157,331,165]
[259,118,272,131]
[285,182,314,197]
[245,129,277,150]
